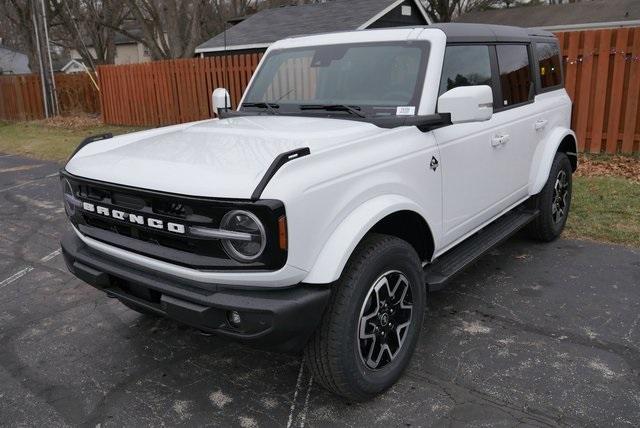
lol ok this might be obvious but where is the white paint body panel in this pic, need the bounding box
[66,28,575,288]
[66,116,384,199]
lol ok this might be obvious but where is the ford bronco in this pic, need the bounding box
[60,24,577,401]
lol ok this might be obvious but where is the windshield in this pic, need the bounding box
[241,41,429,117]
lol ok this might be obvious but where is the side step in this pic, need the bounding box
[425,209,539,291]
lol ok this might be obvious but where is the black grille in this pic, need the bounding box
[155,201,189,218]
[63,172,287,271]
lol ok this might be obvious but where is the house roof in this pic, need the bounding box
[60,59,87,72]
[196,0,428,53]
[456,0,640,31]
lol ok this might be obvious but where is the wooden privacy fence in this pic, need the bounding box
[0,73,100,121]
[558,27,640,154]
[3,28,640,153]
[98,53,262,127]
[55,73,101,115]
[0,74,44,121]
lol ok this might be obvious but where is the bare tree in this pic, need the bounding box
[421,0,551,22]
[0,0,40,70]
[111,0,217,60]
[420,0,500,22]
[49,0,129,67]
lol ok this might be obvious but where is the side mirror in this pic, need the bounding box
[212,88,231,116]
[437,85,493,124]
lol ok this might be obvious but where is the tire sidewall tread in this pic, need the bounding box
[305,233,425,401]
[527,152,573,242]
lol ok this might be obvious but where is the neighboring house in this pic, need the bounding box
[456,0,640,32]
[60,59,88,74]
[0,44,31,75]
[196,0,430,56]
[70,30,152,66]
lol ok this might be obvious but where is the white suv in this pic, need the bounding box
[60,24,577,401]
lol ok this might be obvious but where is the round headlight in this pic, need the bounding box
[220,210,266,262]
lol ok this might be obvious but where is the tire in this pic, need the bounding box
[304,233,426,402]
[527,152,573,242]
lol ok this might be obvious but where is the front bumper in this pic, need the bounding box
[61,231,330,353]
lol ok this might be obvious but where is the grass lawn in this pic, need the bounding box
[0,118,145,162]
[566,176,640,248]
[1,118,638,247]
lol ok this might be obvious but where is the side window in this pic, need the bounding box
[536,42,563,89]
[496,44,533,107]
[439,45,493,96]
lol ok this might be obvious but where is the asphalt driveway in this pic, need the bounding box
[1,153,639,427]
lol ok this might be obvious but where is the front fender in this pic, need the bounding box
[303,195,428,284]
[529,127,577,196]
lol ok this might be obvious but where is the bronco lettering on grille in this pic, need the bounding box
[82,202,186,234]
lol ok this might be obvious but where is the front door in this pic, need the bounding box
[433,43,537,248]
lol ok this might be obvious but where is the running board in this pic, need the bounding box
[425,209,539,291]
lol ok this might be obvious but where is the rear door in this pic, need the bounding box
[530,40,571,158]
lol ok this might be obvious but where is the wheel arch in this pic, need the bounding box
[529,128,578,196]
[302,195,435,285]
[368,210,434,262]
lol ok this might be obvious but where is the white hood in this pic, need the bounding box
[65,116,382,199]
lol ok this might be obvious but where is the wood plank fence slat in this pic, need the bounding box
[622,28,640,153]
[589,29,612,153]
[605,28,629,153]
[574,29,596,151]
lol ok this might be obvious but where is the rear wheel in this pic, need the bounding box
[527,152,573,242]
[305,234,426,402]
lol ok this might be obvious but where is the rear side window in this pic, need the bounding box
[439,45,492,96]
[496,44,533,107]
[536,42,563,89]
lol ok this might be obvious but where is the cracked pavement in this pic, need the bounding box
[1,154,639,427]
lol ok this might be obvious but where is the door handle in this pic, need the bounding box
[535,119,549,131]
[491,134,510,147]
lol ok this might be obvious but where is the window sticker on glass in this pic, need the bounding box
[396,106,416,116]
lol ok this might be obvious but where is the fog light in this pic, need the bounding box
[227,310,242,327]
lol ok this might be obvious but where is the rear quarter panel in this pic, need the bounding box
[528,89,575,195]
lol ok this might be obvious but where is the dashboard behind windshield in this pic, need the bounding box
[241,41,430,117]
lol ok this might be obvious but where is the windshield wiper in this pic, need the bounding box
[299,104,367,118]
[242,102,280,115]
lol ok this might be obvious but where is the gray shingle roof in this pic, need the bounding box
[456,0,640,29]
[196,0,405,52]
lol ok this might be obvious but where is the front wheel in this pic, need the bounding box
[527,152,573,242]
[304,234,426,402]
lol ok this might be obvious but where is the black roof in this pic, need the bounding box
[427,23,555,43]
[196,0,425,52]
[456,0,640,29]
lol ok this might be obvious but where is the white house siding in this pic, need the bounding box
[71,42,151,66]
[0,46,31,75]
